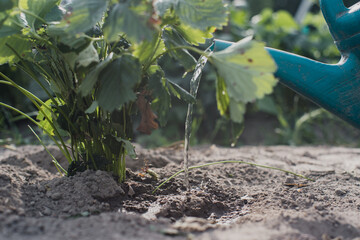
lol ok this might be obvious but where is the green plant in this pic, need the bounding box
[0,0,277,181]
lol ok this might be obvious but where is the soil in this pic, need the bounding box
[0,144,360,240]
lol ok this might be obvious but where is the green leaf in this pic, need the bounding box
[19,0,59,28]
[0,35,31,64]
[162,27,196,71]
[167,79,196,104]
[147,65,171,126]
[211,37,277,103]
[154,0,227,31]
[215,76,229,117]
[272,11,298,32]
[97,55,141,112]
[48,0,107,35]
[85,101,98,114]
[256,96,278,115]
[104,2,154,43]
[133,33,165,65]
[44,6,64,23]
[229,99,245,123]
[153,0,173,17]
[57,34,91,53]
[173,24,213,46]
[115,137,137,159]
[0,25,20,37]
[63,43,99,70]
[36,98,66,136]
[79,54,113,96]
[0,0,14,12]
[176,0,228,31]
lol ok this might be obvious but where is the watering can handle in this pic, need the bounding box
[320,0,360,51]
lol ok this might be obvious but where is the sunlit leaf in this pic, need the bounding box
[211,37,277,103]
[162,26,196,71]
[36,98,66,136]
[19,0,59,28]
[97,55,141,112]
[104,2,154,43]
[133,33,165,64]
[173,24,214,46]
[167,79,196,104]
[154,0,227,31]
[215,76,229,117]
[47,0,107,35]
[0,35,31,64]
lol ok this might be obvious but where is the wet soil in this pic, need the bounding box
[0,144,359,240]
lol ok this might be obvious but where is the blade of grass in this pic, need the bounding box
[28,125,68,175]
[0,73,72,161]
[0,101,72,164]
[153,159,314,193]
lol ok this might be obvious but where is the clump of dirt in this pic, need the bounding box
[0,144,360,240]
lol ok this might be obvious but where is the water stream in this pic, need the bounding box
[183,48,212,190]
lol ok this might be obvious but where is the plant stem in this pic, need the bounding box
[153,159,314,193]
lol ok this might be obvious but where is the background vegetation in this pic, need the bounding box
[1,0,360,148]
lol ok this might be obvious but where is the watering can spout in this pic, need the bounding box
[210,0,360,129]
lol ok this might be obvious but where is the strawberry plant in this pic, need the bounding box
[0,0,277,182]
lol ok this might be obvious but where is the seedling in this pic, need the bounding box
[0,0,277,182]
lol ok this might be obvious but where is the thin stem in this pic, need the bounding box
[17,8,47,25]
[28,125,67,175]
[0,73,72,162]
[0,102,71,163]
[153,159,314,193]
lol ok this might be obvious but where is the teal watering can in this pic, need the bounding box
[213,0,360,129]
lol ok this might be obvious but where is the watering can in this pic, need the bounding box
[213,0,360,129]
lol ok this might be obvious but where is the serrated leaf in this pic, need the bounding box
[154,0,227,31]
[174,24,213,46]
[0,35,31,64]
[48,0,107,35]
[167,79,196,104]
[162,27,196,71]
[176,0,227,31]
[133,33,165,64]
[211,37,277,103]
[153,0,173,17]
[79,54,113,96]
[97,55,141,112]
[19,0,59,28]
[147,65,171,126]
[104,2,154,43]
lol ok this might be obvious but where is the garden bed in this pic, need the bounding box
[0,144,359,240]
